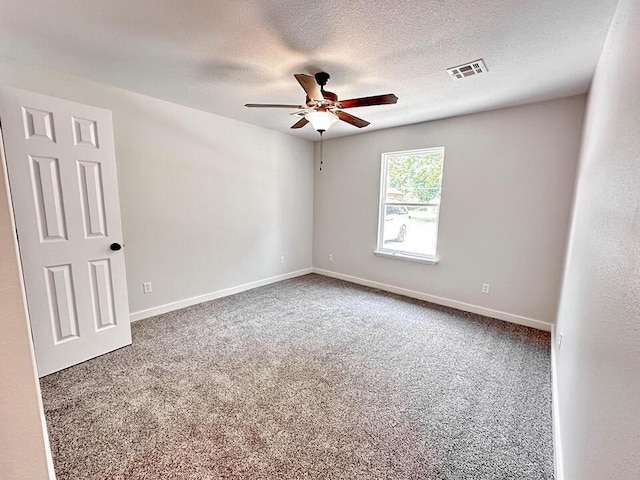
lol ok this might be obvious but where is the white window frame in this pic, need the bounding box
[374,147,445,265]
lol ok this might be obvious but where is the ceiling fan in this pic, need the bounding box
[245,72,398,134]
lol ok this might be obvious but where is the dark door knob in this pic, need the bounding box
[110,243,122,251]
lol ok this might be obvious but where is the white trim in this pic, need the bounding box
[377,146,446,258]
[551,325,564,480]
[376,153,389,249]
[373,249,439,265]
[383,146,447,157]
[129,268,313,322]
[312,268,552,332]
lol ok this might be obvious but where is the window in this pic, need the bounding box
[375,147,445,263]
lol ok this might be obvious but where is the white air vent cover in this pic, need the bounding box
[447,59,488,80]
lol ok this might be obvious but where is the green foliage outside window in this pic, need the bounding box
[387,152,443,203]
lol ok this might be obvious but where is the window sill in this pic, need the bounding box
[373,250,439,265]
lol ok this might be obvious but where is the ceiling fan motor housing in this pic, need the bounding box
[314,72,331,86]
[313,72,337,102]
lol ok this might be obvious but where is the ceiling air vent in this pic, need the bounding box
[447,59,488,80]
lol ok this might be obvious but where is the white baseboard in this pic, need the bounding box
[551,325,564,480]
[129,268,313,322]
[312,268,552,332]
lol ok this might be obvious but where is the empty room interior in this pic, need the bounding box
[1,1,639,479]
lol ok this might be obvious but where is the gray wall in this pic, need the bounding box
[313,96,585,325]
[555,0,640,477]
[0,59,314,478]
[0,58,315,315]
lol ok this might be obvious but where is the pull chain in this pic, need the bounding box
[319,130,324,171]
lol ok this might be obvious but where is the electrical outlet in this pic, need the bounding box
[329,254,334,262]
[280,256,285,264]
[557,332,563,350]
[143,282,152,294]
[481,283,491,294]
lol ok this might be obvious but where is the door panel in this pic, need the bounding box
[78,160,107,238]
[0,87,131,377]
[45,264,79,342]
[72,117,99,148]
[30,155,68,241]
[88,258,117,330]
[23,107,56,142]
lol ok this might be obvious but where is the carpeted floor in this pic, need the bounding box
[40,274,554,479]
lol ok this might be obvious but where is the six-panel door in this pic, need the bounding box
[0,87,131,377]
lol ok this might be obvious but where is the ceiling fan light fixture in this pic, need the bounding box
[305,111,338,133]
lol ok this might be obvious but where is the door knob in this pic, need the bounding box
[110,243,122,251]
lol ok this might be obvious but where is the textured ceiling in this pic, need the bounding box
[0,0,619,140]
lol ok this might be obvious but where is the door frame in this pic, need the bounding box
[0,122,56,478]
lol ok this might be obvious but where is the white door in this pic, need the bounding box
[0,87,131,377]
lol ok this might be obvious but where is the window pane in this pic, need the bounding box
[386,152,443,204]
[382,205,439,257]
[379,148,444,259]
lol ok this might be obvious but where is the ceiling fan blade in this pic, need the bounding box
[245,103,306,108]
[291,117,309,129]
[335,110,370,128]
[338,94,398,109]
[294,74,323,102]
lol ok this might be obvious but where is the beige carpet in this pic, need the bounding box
[41,274,553,479]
